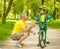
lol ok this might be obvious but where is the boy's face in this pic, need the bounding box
[39,9,45,15]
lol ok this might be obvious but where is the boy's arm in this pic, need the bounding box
[47,15,53,23]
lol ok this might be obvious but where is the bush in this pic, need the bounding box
[48,19,60,30]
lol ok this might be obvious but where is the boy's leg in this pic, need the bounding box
[45,29,47,42]
[43,29,47,46]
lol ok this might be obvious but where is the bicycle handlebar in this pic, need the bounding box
[36,22,46,24]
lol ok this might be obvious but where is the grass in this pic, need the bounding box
[48,19,60,30]
[0,20,15,42]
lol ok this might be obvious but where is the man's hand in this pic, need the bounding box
[30,22,36,27]
[30,31,36,35]
[23,22,36,33]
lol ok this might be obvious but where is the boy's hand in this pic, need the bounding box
[47,20,50,23]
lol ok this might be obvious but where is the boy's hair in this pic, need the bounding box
[39,8,45,11]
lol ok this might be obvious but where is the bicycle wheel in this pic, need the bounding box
[38,30,46,48]
[40,31,45,48]
[40,31,44,48]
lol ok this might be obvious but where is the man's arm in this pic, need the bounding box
[22,23,36,33]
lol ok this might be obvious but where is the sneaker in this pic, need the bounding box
[37,44,41,46]
[21,43,26,46]
[44,45,47,47]
[46,41,50,44]
[16,43,22,48]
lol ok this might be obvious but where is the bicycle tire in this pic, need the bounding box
[39,31,46,48]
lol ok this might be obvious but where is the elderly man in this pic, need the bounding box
[11,13,35,47]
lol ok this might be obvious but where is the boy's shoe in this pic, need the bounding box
[16,43,22,48]
[44,45,47,47]
[46,41,50,44]
[37,44,41,46]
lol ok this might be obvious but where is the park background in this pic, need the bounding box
[0,0,60,42]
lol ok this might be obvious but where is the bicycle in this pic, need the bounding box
[36,22,46,48]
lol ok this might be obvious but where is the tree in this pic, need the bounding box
[52,0,57,20]
[44,0,60,19]
[0,0,4,18]
[2,0,6,23]
[2,0,13,24]
[42,0,44,5]
[57,0,60,2]
[4,0,6,13]
[1,0,60,21]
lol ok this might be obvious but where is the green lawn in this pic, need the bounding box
[0,20,15,42]
[48,19,60,30]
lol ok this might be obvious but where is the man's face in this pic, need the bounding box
[23,15,27,21]
[39,9,45,15]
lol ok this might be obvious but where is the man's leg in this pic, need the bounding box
[18,33,29,44]
[16,33,29,47]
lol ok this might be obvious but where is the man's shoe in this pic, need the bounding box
[16,43,22,48]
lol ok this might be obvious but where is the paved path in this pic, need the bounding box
[0,20,60,49]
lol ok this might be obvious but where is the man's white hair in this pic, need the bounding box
[20,13,27,18]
